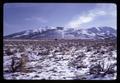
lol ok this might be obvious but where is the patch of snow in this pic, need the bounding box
[82,30,90,35]
[3,39,117,80]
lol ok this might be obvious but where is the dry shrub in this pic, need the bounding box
[11,54,28,73]
[6,48,14,55]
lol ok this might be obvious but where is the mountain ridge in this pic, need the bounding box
[4,26,116,40]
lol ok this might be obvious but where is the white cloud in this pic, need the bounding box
[80,16,93,23]
[67,16,93,28]
[66,4,116,29]
[66,10,106,28]
[95,3,116,17]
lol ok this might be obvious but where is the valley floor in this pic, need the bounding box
[3,39,117,80]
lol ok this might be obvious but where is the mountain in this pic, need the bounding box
[4,26,116,40]
[64,26,116,39]
[4,26,64,39]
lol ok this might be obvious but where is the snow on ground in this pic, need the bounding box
[3,39,117,80]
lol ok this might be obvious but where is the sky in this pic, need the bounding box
[4,3,116,36]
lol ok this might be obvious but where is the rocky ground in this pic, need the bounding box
[3,39,117,80]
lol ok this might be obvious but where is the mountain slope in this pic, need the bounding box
[64,26,116,39]
[4,26,116,39]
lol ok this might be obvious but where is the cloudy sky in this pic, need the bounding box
[4,3,116,35]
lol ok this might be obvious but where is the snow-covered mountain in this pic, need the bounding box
[4,26,116,39]
[64,26,116,39]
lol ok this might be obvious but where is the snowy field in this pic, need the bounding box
[3,39,117,80]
